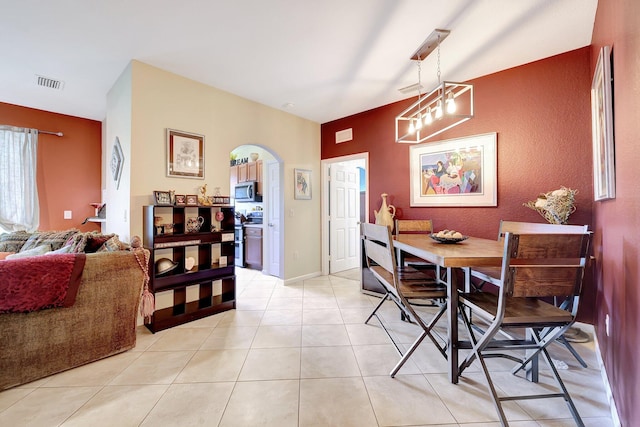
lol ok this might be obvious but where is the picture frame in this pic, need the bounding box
[591,45,616,201]
[294,168,312,200]
[409,132,497,207]
[185,194,199,206]
[166,128,205,179]
[154,190,173,206]
[111,136,124,190]
[175,195,186,206]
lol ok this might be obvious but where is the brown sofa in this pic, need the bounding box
[0,250,148,390]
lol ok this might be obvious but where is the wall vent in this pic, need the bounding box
[36,75,64,90]
[335,128,353,144]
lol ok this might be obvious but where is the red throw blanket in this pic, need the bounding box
[0,254,86,313]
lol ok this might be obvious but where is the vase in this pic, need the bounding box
[374,193,396,231]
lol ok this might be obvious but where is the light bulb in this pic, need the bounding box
[425,107,433,125]
[408,120,415,134]
[446,92,456,114]
[435,100,443,119]
[415,113,422,130]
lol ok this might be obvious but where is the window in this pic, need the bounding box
[0,126,39,232]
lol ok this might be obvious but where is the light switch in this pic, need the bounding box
[63,210,72,219]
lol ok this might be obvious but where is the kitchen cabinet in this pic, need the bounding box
[231,160,262,187]
[244,225,263,270]
[142,204,236,332]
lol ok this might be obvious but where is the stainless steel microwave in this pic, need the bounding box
[234,182,262,202]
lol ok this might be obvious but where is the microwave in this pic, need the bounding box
[235,182,262,202]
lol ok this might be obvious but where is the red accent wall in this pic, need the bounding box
[322,48,595,315]
[590,1,640,425]
[0,102,102,232]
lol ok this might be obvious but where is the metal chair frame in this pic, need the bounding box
[458,232,591,427]
[467,220,590,368]
[362,222,448,377]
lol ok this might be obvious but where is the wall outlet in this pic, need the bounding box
[293,250,299,260]
[63,210,72,219]
[605,313,610,336]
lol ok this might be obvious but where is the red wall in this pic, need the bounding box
[590,1,640,425]
[322,47,595,320]
[0,102,102,232]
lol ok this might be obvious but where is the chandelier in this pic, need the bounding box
[395,29,474,143]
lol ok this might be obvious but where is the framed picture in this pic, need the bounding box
[166,129,205,179]
[154,190,173,206]
[591,45,615,201]
[175,195,186,206]
[409,133,497,207]
[185,194,199,206]
[294,168,312,200]
[111,136,124,190]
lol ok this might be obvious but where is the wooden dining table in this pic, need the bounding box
[393,234,505,383]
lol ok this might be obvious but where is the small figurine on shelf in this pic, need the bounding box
[198,184,212,206]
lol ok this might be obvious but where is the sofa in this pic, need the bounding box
[0,230,149,390]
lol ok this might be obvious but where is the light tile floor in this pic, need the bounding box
[0,267,615,426]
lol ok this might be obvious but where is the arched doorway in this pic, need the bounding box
[230,144,284,278]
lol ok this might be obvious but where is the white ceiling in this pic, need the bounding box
[0,0,597,124]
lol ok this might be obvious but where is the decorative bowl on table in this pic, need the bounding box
[430,230,469,244]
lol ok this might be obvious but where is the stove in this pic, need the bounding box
[246,211,263,224]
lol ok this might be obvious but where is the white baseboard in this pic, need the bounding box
[588,323,621,427]
[283,271,322,285]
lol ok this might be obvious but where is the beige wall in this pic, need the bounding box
[107,60,321,280]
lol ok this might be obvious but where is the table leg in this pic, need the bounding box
[446,266,459,383]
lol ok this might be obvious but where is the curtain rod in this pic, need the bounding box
[39,130,64,137]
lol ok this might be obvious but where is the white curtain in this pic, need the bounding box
[0,126,39,232]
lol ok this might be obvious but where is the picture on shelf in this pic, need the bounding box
[185,194,198,206]
[154,190,173,206]
[175,195,186,205]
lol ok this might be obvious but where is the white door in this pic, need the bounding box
[265,161,282,277]
[329,163,360,273]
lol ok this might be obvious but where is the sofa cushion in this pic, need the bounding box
[21,229,79,252]
[5,244,51,259]
[0,231,31,252]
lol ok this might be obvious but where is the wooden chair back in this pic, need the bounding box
[499,220,588,238]
[502,232,591,300]
[362,222,398,288]
[395,219,433,235]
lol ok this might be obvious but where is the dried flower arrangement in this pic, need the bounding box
[524,186,577,225]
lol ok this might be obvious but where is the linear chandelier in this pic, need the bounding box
[395,29,474,144]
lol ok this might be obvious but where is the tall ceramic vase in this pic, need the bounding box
[374,193,396,231]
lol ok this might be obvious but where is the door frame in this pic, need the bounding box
[321,152,369,276]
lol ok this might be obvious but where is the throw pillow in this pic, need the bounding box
[97,235,130,252]
[70,232,116,253]
[0,231,31,252]
[21,229,79,252]
[5,244,52,259]
[44,245,73,255]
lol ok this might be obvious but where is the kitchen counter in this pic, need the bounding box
[243,223,263,228]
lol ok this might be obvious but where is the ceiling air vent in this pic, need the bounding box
[36,75,64,90]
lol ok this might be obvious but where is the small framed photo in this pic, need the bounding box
[166,129,205,179]
[154,190,173,206]
[185,194,199,206]
[294,168,312,200]
[175,195,186,206]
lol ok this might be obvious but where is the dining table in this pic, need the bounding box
[393,234,505,384]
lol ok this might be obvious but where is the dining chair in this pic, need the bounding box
[394,219,441,278]
[458,232,591,427]
[468,220,590,367]
[361,222,448,377]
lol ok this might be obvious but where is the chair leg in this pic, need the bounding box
[556,335,588,368]
[365,291,390,325]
